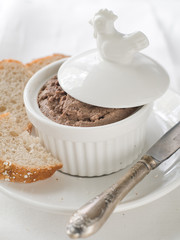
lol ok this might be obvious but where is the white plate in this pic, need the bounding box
[0,90,179,214]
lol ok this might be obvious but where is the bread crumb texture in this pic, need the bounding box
[0,59,33,131]
[0,113,62,183]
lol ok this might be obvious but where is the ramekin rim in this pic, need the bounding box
[24,59,152,131]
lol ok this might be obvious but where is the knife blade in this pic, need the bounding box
[146,121,180,164]
[66,121,180,239]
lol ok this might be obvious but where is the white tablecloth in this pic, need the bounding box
[0,0,180,239]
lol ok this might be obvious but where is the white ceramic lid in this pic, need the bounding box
[58,9,170,108]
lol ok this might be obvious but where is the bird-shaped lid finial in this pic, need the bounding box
[89,9,149,64]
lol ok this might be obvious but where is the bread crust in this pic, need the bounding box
[0,160,62,183]
[26,53,69,73]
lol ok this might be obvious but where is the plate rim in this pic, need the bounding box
[0,158,180,215]
[0,89,179,214]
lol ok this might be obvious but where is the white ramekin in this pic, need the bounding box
[24,59,152,177]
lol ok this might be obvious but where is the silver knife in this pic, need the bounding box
[66,121,180,239]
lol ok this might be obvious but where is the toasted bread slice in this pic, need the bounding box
[26,53,68,74]
[0,113,62,183]
[0,59,33,131]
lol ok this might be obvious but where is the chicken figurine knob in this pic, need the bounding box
[89,9,149,64]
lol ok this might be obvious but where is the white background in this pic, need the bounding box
[0,0,180,239]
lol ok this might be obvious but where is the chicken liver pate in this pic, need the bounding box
[38,76,139,127]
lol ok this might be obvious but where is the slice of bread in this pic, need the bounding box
[0,59,33,131]
[0,56,67,183]
[0,113,62,183]
[26,53,68,74]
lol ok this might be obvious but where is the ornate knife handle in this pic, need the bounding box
[66,156,157,239]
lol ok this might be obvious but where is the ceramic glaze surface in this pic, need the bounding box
[89,9,149,65]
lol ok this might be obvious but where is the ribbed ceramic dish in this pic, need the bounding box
[24,59,152,176]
